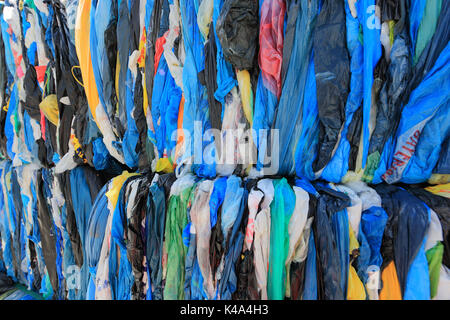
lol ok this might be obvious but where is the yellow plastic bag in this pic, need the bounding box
[425,183,450,199]
[156,158,175,173]
[236,69,253,126]
[428,175,450,186]
[347,265,367,300]
[347,225,366,300]
[39,94,59,126]
[349,224,359,252]
[105,171,140,209]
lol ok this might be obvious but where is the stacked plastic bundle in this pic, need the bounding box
[78,0,450,184]
[0,160,110,299]
[1,168,449,300]
[0,0,448,301]
[0,0,447,183]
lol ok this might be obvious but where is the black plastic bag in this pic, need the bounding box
[312,0,350,172]
[216,0,259,71]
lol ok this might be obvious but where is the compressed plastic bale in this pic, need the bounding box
[3,0,450,303]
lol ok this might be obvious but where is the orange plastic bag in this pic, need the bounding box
[379,261,402,300]
[75,0,100,125]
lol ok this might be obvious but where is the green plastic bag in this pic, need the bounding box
[267,178,296,300]
[414,0,442,65]
[426,242,444,299]
[163,182,196,300]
